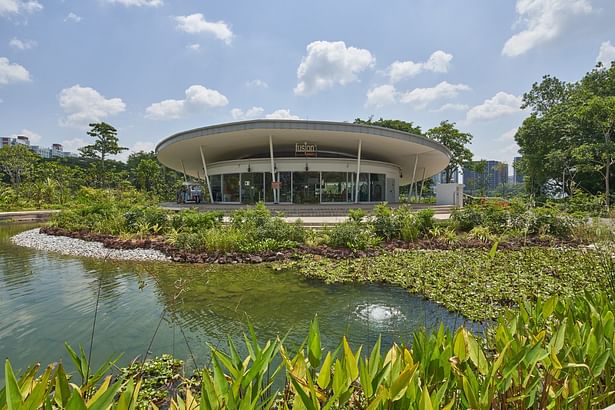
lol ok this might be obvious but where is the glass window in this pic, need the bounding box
[321,172,349,202]
[240,172,264,204]
[265,172,273,202]
[347,172,355,202]
[358,173,370,202]
[222,173,240,202]
[370,173,386,202]
[293,172,320,204]
[278,172,292,203]
[210,175,222,202]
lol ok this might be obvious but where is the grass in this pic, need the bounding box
[278,247,609,321]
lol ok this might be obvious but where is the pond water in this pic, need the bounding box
[0,224,474,377]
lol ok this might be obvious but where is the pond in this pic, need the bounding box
[0,224,474,377]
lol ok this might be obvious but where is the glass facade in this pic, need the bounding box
[208,171,387,203]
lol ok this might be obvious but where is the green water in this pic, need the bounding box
[0,224,471,377]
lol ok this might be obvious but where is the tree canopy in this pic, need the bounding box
[515,62,615,206]
[426,121,473,183]
[353,117,422,135]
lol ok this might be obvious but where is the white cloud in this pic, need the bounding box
[145,99,184,120]
[432,103,470,112]
[265,109,300,120]
[64,12,81,22]
[294,40,375,96]
[499,127,519,141]
[11,128,41,144]
[502,0,592,57]
[175,13,233,45]
[246,79,268,89]
[230,106,264,120]
[366,84,398,107]
[597,41,615,66]
[0,0,42,16]
[145,84,229,120]
[387,50,453,83]
[466,92,522,122]
[60,138,87,153]
[103,0,162,7]
[9,37,36,50]
[186,43,200,51]
[58,85,126,128]
[0,57,30,85]
[399,81,470,108]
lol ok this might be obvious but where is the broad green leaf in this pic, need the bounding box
[419,387,434,410]
[4,360,22,410]
[307,316,322,369]
[317,352,332,390]
[390,363,417,401]
[590,349,610,377]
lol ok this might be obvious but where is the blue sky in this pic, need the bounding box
[1,0,615,165]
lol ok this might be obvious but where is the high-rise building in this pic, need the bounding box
[463,160,509,194]
[0,136,76,158]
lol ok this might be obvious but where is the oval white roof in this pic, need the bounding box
[156,120,451,184]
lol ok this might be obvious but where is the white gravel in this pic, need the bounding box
[11,228,170,262]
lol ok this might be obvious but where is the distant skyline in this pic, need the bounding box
[1,0,614,165]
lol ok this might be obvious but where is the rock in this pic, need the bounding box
[11,229,170,262]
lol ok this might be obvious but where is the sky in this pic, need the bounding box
[1,0,615,166]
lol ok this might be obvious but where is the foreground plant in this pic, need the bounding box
[3,292,615,409]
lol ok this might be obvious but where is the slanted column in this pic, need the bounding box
[269,135,277,203]
[199,145,214,203]
[354,139,362,203]
[409,154,419,200]
[418,167,427,199]
[180,160,188,182]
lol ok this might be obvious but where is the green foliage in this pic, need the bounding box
[283,247,607,321]
[0,144,40,189]
[4,292,615,408]
[230,202,306,244]
[452,200,581,238]
[326,221,380,251]
[516,64,615,200]
[120,354,183,407]
[169,210,223,233]
[426,120,473,183]
[353,117,422,134]
[371,203,434,242]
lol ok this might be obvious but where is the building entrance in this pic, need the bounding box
[292,172,320,204]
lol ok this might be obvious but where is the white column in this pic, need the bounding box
[199,145,214,203]
[419,167,427,199]
[409,154,419,200]
[180,160,187,182]
[354,139,362,203]
[269,135,277,203]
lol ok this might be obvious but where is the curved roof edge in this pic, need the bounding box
[155,119,452,159]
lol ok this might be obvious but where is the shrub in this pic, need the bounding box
[347,208,366,222]
[371,204,433,241]
[326,221,380,250]
[169,210,222,233]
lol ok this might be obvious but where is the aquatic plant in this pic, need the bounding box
[3,292,615,408]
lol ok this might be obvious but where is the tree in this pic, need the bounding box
[426,121,473,183]
[136,159,161,192]
[472,160,488,196]
[0,144,40,189]
[353,117,422,135]
[79,122,127,187]
[515,63,615,199]
[572,95,615,208]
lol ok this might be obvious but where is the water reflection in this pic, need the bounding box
[1,224,478,378]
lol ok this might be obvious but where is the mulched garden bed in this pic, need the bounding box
[40,226,586,265]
